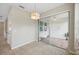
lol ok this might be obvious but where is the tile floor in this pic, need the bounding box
[0,38,68,55]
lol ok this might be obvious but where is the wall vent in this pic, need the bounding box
[19,5,24,9]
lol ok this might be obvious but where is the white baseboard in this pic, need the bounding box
[11,40,36,49]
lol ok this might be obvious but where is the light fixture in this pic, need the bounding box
[31,4,40,20]
[31,12,40,20]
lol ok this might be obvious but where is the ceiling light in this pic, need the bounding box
[31,12,40,20]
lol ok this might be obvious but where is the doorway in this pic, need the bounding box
[0,20,11,52]
[0,22,4,40]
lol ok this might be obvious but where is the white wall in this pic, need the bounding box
[75,4,79,39]
[75,4,79,49]
[8,6,38,49]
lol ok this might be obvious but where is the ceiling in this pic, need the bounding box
[19,3,64,13]
[0,3,64,20]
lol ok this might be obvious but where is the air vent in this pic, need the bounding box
[19,5,24,9]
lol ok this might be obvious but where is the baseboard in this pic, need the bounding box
[11,40,36,49]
